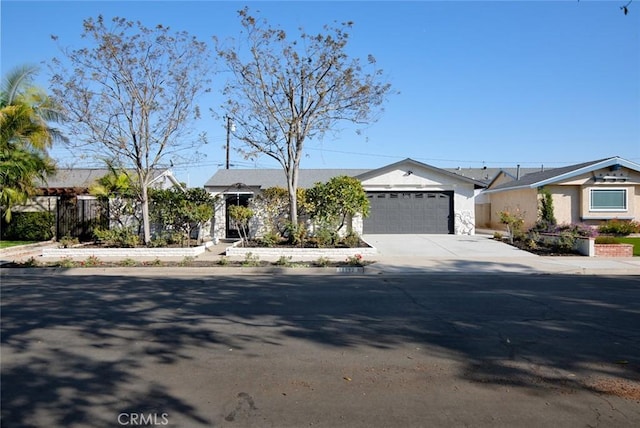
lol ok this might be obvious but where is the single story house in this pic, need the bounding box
[204,158,486,240]
[482,156,640,230]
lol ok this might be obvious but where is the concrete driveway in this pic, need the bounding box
[363,233,536,259]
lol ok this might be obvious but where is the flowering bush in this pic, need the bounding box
[598,219,640,236]
[553,223,598,238]
[83,255,102,267]
[346,254,364,266]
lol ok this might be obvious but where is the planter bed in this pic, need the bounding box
[225,241,377,261]
[42,241,213,258]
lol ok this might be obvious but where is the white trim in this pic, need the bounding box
[484,157,640,194]
[589,187,628,212]
[536,158,639,188]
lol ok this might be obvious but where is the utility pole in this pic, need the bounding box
[226,116,232,169]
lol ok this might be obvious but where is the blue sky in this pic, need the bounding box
[2,0,639,187]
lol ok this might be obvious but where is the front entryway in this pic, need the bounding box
[364,191,453,234]
[225,194,251,239]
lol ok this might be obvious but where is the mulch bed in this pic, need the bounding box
[505,240,582,257]
[1,259,368,269]
[240,239,371,249]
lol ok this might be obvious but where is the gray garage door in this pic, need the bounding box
[364,191,453,234]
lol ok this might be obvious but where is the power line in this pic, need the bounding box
[305,147,640,167]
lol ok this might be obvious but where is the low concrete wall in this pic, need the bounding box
[43,242,212,258]
[595,244,634,257]
[575,237,595,257]
[225,244,377,261]
[539,233,595,257]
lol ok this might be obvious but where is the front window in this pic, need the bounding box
[589,189,627,211]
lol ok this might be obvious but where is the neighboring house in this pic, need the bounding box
[204,158,485,240]
[447,165,542,228]
[482,156,640,230]
[14,168,182,239]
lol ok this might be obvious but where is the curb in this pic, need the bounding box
[0,265,369,277]
[0,240,56,258]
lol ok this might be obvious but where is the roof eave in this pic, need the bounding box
[482,184,534,194]
[530,157,638,188]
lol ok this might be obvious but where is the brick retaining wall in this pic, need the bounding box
[595,244,633,257]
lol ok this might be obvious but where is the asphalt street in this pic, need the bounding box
[2,271,640,427]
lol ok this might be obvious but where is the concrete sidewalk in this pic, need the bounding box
[364,255,640,276]
[2,236,639,276]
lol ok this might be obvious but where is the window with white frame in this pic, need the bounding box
[589,188,627,211]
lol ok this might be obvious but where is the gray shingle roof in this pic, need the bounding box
[204,161,514,190]
[38,168,170,188]
[204,164,504,190]
[486,157,635,192]
[204,168,370,189]
[444,167,542,184]
[204,157,637,192]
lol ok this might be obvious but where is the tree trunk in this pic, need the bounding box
[141,184,151,245]
[287,164,299,227]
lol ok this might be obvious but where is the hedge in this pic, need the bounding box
[1,212,55,241]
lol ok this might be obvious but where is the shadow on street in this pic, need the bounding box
[2,270,639,426]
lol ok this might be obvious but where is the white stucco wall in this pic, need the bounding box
[361,165,477,235]
[208,161,480,238]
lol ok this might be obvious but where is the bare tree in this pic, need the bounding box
[215,8,393,228]
[50,15,211,244]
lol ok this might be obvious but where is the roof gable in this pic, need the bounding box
[485,157,640,192]
[354,158,486,188]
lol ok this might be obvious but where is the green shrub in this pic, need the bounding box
[284,221,306,246]
[274,255,293,267]
[179,256,194,267]
[598,219,640,236]
[82,255,102,267]
[149,236,168,248]
[58,257,76,268]
[118,258,138,267]
[259,231,281,247]
[556,231,576,253]
[94,227,139,247]
[315,256,332,267]
[1,212,55,241]
[341,232,361,248]
[242,252,261,267]
[59,235,80,248]
[313,222,337,248]
[595,236,619,244]
[499,209,525,244]
[538,188,557,228]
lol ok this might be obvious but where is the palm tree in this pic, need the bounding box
[89,165,139,227]
[0,65,66,221]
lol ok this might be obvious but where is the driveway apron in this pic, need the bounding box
[362,234,536,259]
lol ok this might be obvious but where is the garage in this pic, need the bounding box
[364,191,454,234]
